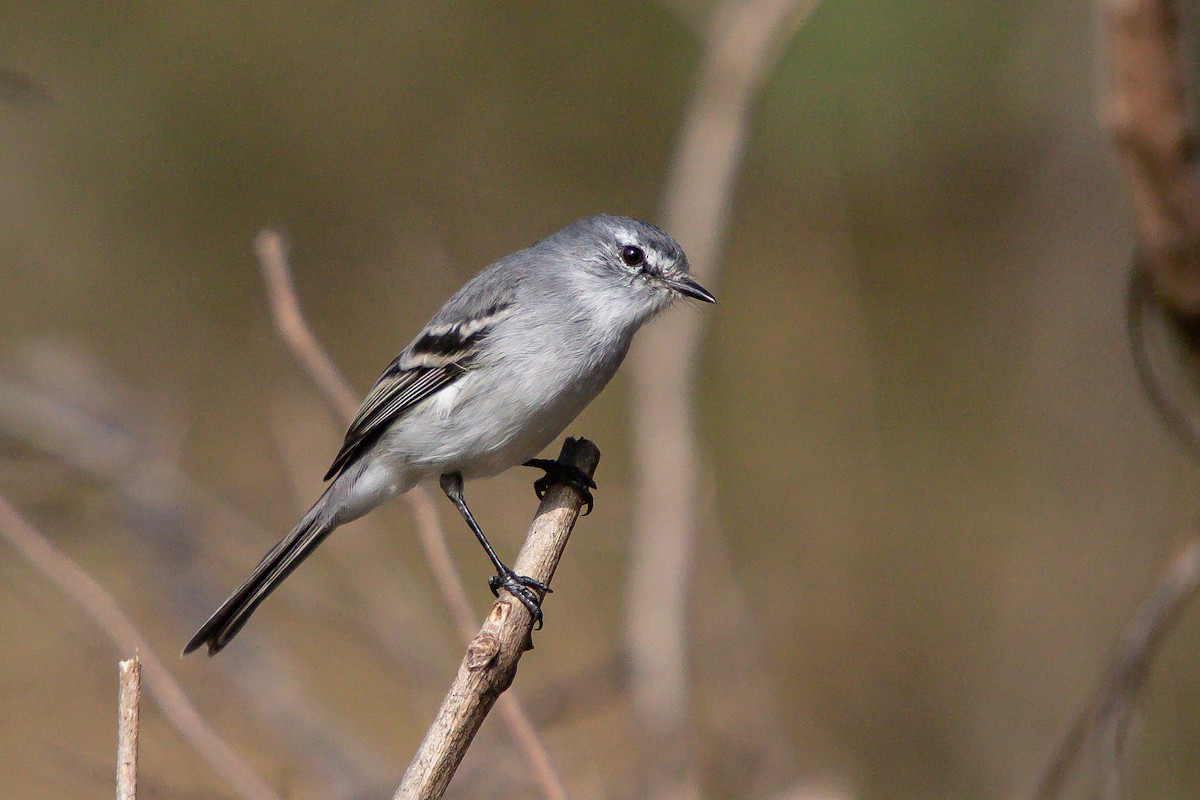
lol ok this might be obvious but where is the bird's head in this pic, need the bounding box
[549,215,715,327]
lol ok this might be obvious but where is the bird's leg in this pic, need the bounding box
[438,472,551,628]
[522,457,597,515]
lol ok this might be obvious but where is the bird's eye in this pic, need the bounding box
[620,245,645,267]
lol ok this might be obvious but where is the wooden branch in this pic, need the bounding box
[0,493,281,800]
[117,656,141,800]
[403,485,568,800]
[1031,540,1200,800]
[1104,0,1200,314]
[394,437,600,800]
[253,229,568,799]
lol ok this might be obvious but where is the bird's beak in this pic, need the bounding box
[666,274,716,303]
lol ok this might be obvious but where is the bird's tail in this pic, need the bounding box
[183,498,336,656]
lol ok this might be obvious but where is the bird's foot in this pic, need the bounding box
[522,458,597,515]
[488,568,552,629]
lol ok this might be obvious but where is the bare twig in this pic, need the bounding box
[253,228,567,800]
[1031,540,1200,800]
[626,0,821,787]
[117,656,141,800]
[394,438,600,800]
[0,493,281,800]
[403,486,567,800]
[255,232,359,420]
[1103,0,1200,313]
[0,354,390,793]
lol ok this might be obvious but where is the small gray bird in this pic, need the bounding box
[184,214,714,656]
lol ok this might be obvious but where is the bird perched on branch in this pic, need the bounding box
[184,214,714,656]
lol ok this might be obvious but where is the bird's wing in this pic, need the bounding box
[323,300,514,480]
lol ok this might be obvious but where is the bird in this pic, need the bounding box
[183,214,715,656]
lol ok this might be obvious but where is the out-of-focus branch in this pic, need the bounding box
[1031,540,1200,800]
[255,232,360,420]
[1084,11,1200,797]
[253,229,566,800]
[1106,1,1200,450]
[116,656,141,800]
[0,353,390,794]
[394,438,600,800]
[626,0,820,786]
[1103,0,1200,314]
[0,493,281,800]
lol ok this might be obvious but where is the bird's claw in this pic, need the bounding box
[488,568,552,629]
[522,458,597,515]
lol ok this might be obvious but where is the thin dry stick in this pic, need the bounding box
[402,484,566,799]
[0,494,281,800]
[627,0,822,751]
[1103,0,1200,313]
[1031,540,1200,800]
[395,438,600,800]
[253,229,567,800]
[117,656,141,800]
[255,232,360,419]
[0,362,390,793]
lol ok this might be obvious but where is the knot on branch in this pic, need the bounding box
[466,633,500,671]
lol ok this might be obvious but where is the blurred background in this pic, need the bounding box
[3,2,1200,799]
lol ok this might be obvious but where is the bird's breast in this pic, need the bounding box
[393,320,630,480]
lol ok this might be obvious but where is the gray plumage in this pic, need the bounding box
[184,214,713,655]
